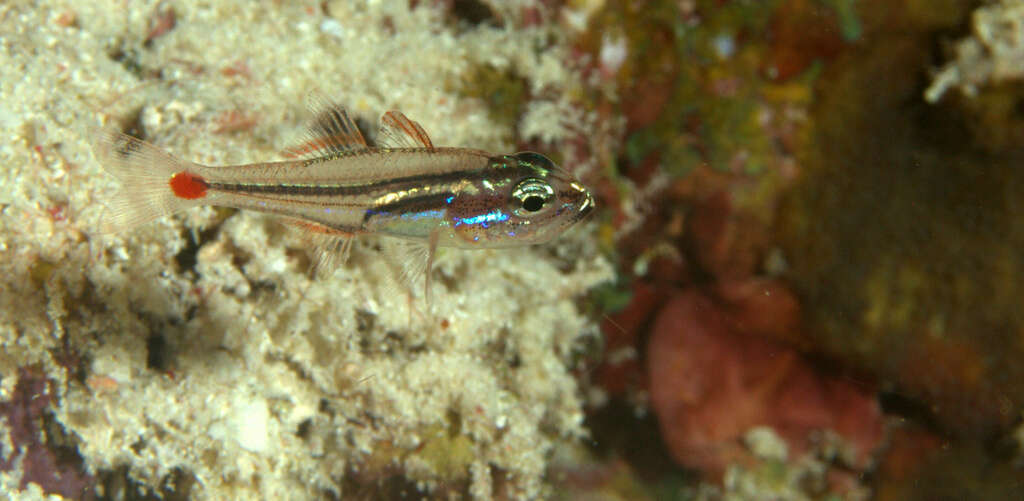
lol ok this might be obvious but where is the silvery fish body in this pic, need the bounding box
[92,99,594,292]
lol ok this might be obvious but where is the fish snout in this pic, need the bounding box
[563,181,594,219]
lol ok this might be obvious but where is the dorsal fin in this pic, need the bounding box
[281,94,368,159]
[377,111,434,149]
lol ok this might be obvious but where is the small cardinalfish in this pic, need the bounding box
[93,98,595,298]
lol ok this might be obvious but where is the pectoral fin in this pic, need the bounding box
[380,230,440,306]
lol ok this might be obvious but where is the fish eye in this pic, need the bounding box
[513,152,555,170]
[522,195,545,212]
[512,178,554,214]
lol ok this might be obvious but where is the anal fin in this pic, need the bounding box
[282,219,359,275]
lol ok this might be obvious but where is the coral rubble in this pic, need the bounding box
[926,0,1024,102]
[0,1,611,499]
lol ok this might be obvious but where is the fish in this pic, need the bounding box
[92,98,595,297]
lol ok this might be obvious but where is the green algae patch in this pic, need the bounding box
[576,0,837,220]
[776,0,1022,438]
[594,0,790,175]
[29,259,58,288]
[416,424,476,481]
[452,62,529,141]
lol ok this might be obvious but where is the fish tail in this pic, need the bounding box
[92,127,208,233]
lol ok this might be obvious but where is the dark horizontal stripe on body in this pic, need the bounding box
[207,169,484,198]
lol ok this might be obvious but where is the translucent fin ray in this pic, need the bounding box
[379,231,439,305]
[91,127,195,234]
[281,219,359,275]
[280,93,368,159]
[377,111,434,149]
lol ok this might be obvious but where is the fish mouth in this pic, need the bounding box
[570,183,595,222]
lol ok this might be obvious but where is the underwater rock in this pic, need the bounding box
[873,423,1024,500]
[778,0,1024,438]
[647,289,883,478]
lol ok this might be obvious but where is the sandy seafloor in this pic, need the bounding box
[0,1,612,499]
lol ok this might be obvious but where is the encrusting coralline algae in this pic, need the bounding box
[0,0,612,499]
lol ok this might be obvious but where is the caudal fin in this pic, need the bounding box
[92,127,199,233]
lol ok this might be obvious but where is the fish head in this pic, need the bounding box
[448,151,594,247]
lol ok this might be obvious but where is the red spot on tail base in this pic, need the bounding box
[169,172,208,199]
